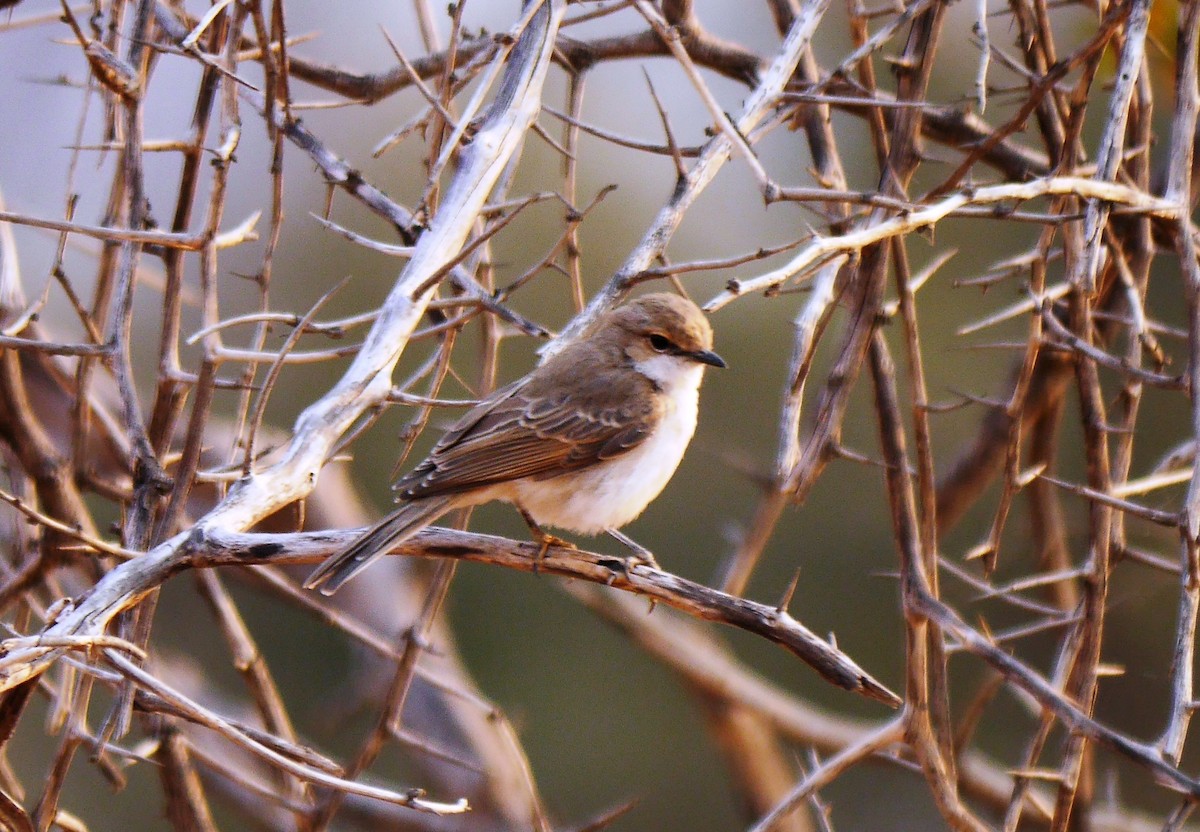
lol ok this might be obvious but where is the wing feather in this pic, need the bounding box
[395,357,661,499]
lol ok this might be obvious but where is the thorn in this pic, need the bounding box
[976,615,995,642]
[1007,768,1066,784]
[948,388,1008,408]
[570,797,640,832]
[404,627,440,655]
[776,568,801,613]
[1015,462,1047,488]
[964,542,995,562]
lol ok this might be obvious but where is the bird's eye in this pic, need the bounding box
[648,333,672,352]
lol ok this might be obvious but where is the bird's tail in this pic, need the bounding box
[304,495,453,595]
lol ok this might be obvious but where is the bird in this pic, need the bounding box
[304,292,726,595]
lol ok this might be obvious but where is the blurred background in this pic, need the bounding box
[0,0,1193,829]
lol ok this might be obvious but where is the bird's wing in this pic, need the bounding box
[395,368,660,499]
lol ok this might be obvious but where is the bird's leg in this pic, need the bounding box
[518,507,574,572]
[606,529,660,570]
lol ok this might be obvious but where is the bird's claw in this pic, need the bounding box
[533,533,574,573]
[605,528,660,570]
[625,550,659,571]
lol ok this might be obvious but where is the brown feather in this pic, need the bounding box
[397,335,663,499]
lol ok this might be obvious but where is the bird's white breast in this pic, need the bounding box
[509,361,704,535]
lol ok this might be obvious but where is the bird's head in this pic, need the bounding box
[609,293,727,375]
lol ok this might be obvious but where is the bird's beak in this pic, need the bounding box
[689,348,727,369]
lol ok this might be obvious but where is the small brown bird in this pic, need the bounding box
[305,292,725,594]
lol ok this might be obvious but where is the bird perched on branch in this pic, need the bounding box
[305,292,726,595]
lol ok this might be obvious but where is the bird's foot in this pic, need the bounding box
[532,532,575,573]
[518,507,575,573]
[605,528,660,570]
